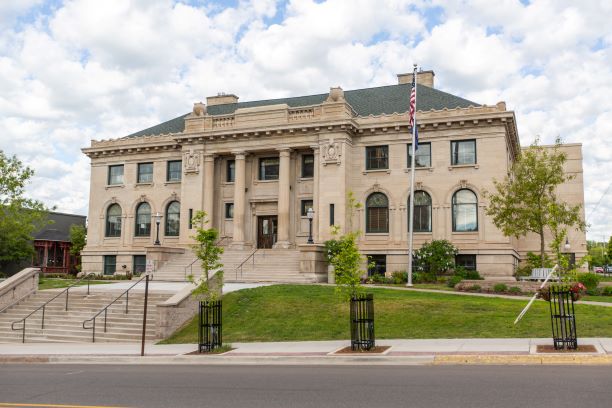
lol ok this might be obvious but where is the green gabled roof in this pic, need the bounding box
[123,83,479,139]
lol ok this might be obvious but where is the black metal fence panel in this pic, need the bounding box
[350,293,375,351]
[549,286,577,350]
[199,300,222,352]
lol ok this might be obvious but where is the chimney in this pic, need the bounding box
[206,92,239,106]
[397,70,435,88]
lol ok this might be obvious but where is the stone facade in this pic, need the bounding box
[81,70,587,279]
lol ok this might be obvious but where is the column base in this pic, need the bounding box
[273,241,291,249]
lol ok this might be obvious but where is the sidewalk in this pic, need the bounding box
[1,338,611,365]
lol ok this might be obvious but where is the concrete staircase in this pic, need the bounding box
[225,249,317,283]
[0,289,171,343]
[153,247,318,283]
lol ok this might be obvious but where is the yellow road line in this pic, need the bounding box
[0,403,131,408]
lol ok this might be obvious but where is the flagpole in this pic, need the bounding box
[407,64,418,287]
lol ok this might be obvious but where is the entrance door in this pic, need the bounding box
[257,216,278,248]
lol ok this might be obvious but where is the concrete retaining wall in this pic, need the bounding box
[0,268,40,312]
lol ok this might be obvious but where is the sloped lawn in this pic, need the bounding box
[162,284,612,343]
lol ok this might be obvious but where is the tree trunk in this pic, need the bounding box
[539,227,545,267]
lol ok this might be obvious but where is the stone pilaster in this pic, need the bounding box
[203,153,215,226]
[231,151,246,249]
[274,148,291,248]
[311,145,320,242]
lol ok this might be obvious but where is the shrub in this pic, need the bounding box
[493,283,508,293]
[576,273,601,291]
[413,272,437,284]
[447,275,463,288]
[586,288,601,296]
[453,266,483,280]
[370,273,386,284]
[509,286,522,294]
[391,271,407,284]
[414,240,458,278]
[467,284,481,292]
[602,286,612,296]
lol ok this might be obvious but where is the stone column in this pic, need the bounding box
[203,153,215,226]
[274,148,291,248]
[311,145,320,242]
[231,151,246,249]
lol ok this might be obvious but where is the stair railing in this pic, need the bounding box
[234,249,259,281]
[10,272,97,343]
[184,236,230,281]
[82,273,150,343]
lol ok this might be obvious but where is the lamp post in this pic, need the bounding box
[154,212,162,246]
[307,207,314,244]
[564,237,570,251]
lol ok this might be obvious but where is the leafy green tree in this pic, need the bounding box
[485,138,585,267]
[607,236,612,264]
[0,151,49,271]
[69,224,87,272]
[189,211,224,301]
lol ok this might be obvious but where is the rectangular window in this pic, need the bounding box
[366,146,389,170]
[407,143,431,168]
[108,165,124,185]
[301,200,313,217]
[259,157,279,181]
[188,208,193,229]
[137,162,153,183]
[301,154,314,178]
[133,255,146,276]
[226,160,235,182]
[225,203,234,219]
[455,254,477,271]
[167,160,182,182]
[330,204,335,226]
[103,255,116,276]
[451,140,476,165]
[367,255,386,276]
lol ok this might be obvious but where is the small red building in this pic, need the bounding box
[32,212,87,275]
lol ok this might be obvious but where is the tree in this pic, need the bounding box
[485,139,585,267]
[189,211,224,301]
[0,151,49,270]
[414,240,458,278]
[69,224,87,272]
[607,236,612,264]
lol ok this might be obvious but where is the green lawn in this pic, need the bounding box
[162,284,612,344]
[581,295,612,303]
[38,278,114,290]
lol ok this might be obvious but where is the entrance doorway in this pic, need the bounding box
[257,216,278,248]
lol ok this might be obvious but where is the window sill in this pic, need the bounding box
[164,236,179,239]
[403,167,434,173]
[221,181,235,185]
[135,182,153,187]
[105,184,124,190]
[253,179,279,184]
[365,232,390,236]
[164,181,181,186]
[133,236,151,239]
[451,231,479,235]
[298,177,314,182]
[448,164,479,170]
[362,169,391,175]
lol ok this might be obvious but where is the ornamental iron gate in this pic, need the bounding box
[549,286,577,350]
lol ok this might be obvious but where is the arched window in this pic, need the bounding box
[165,201,180,236]
[452,189,478,232]
[105,204,122,237]
[366,192,389,233]
[134,202,151,237]
[409,191,432,232]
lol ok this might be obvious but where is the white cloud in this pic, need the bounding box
[0,0,610,240]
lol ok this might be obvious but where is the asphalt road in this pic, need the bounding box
[0,364,611,408]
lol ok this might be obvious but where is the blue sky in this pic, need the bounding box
[0,0,611,242]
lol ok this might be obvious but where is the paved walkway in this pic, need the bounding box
[1,338,611,365]
[59,281,270,295]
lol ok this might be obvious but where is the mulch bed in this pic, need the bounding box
[184,348,235,355]
[334,346,391,354]
[536,345,598,353]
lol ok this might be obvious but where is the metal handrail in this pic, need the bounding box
[184,236,230,281]
[10,272,97,343]
[82,273,150,342]
[234,249,259,281]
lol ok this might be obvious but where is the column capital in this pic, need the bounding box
[203,152,216,161]
[231,150,247,160]
[310,144,320,151]
[277,147,292,157]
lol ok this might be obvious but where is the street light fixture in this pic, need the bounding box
[307,207,314,244]
[564,237,571,251]
[154,212,162,246]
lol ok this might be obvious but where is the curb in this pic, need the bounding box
[2,353,612,366]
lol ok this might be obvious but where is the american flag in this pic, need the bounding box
[409,70,418,150]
